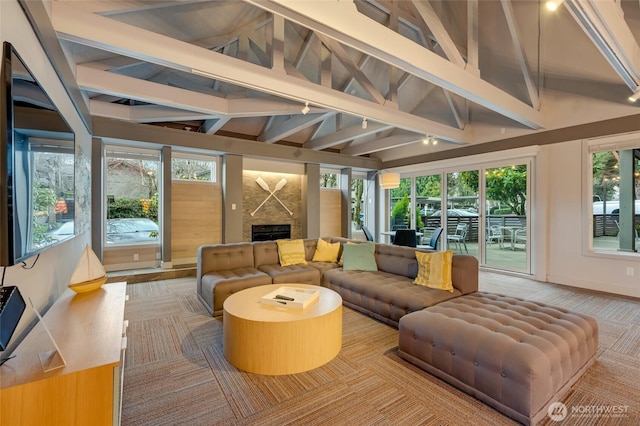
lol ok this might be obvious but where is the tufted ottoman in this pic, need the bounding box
[398,292,599,425]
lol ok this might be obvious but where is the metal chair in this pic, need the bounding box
[418,226,443,250]
[514,228,527,249]
[486,225,504,249]
[447,223,469,252]
[393,229,417,248]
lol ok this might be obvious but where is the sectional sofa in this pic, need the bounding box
[196,237,477,320]
[196,237,598,425]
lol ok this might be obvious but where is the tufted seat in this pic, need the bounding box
[398,292,599,425]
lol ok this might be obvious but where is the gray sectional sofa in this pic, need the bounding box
[197,237,478,319]
[196,237,598,425]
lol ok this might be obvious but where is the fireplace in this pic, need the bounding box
[251,224,291,241]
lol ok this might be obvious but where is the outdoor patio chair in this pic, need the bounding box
[514,228,527,249]
[447,223,469,253]
[486,226,504,249]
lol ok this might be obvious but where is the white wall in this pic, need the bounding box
[1,0,91,353]
[544,140,640,298]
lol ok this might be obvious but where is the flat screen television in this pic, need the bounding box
[0,42,75,267]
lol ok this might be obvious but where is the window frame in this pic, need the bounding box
[582,133,640,259]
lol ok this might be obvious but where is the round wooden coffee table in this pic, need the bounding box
[222,284,342,375]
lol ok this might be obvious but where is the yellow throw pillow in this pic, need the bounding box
[413,250,454,292]
[276,239,308,266]
[312,238,340,262]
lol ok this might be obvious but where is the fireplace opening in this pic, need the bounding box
[251,224,291,241]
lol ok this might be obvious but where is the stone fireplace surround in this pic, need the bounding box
[243,171,302,241]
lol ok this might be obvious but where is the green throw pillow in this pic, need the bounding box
[342,242,377,271]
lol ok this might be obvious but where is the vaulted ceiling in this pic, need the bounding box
[45,0,640,166]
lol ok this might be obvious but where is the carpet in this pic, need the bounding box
[121,273,640,425]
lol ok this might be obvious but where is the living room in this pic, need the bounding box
[1,1,640,424]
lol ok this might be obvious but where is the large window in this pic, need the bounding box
[588,138,640,253]
[105,147,160,246]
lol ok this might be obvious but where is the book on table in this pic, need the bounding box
[260,286,320,309]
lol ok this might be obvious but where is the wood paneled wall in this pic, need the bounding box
[171,180,222,264]
[320,189,342,237]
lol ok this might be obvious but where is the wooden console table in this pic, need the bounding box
[0,282,128,425]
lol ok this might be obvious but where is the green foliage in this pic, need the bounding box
[415,175,441,197]
[321,173,339,188]
[108,195,159,220]
[34,186,57,212]
[592,151,619,201]
[486,166,527,215]
[392,194,409,222]
[352,179,363,227]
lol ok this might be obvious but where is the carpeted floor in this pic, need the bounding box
[121,272,640,425]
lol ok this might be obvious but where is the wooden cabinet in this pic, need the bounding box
[0,282,127,426]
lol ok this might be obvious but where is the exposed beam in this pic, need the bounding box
[411,0,465,67]
[304,122,393,150]
[78,66,331,119]
[564,0,640,92]
[203,118,230,135]
[89,101,218,123]
[245,0,545,129]
[501,0,540,109]
[93,116,381,170]
[53,3,468,142]
[318,35,387,105]
[258,112,336,143]
[341,132,424,156]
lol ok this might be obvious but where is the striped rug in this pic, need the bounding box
[121,272,640,425]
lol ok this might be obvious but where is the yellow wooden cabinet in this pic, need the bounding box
[0,282,128,426]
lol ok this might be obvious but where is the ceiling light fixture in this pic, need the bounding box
[362,117,368,129]
[301,102,310,115]
[628,90,640,103]
[545,0,564,11]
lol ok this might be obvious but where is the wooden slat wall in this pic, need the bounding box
[171,180,222,264]
[319,189,342,237]
[104,245,159,271]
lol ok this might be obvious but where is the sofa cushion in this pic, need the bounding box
[413,250,454,292]
[258,263,320,285]
[276,239,308,266]
[197,243,255,272]
[374,244,419,278]
[312,238,340,262]
[342,242,377,271]
[200,267,272,316]
[323,268,461,327]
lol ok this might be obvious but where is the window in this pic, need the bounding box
[171,153,217,182]
[105,147,160,245]
[320,171,339,188]
[587,136,640,253]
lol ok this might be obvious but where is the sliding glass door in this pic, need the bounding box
[403,157,532,274]
[484,163,529,272]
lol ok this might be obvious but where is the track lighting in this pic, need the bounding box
[362,117,367,129]
[422,135,439,145]
[301,102,310,115]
